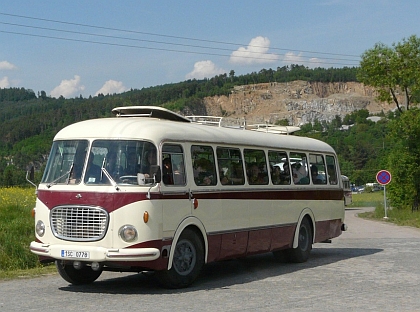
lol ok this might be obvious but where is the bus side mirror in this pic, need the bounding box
[29,166,35,181]
[150,165,161,183]
[26,165,37,190]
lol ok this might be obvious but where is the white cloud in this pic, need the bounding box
[0,61,17,71]
[95,80,128,96]
[229,36,278,65]
[185,60,226,80]
[283,52,305,64]
[282,52,323,68]
[50,75,85,98]
[0,76,10,88]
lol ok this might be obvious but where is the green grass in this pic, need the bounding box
[348,191,384,207]
[354,191,420,228]
[0,187,56,279]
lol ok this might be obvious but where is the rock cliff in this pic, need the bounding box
[200,81,392,125]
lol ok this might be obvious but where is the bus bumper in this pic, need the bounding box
[29,241,161,262]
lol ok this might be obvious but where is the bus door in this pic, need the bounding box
[160,144,191,237]
[215,147,248,260]
[190,145,223,262]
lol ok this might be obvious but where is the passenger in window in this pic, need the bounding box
[311,165,323,184]
[194,158,215,185]
[248,163,267,185]
[162,158,174,185]
[125,151,140,176]
[220,168,230,185]
[271,165,282,185]
[106,151,122,179]
[202,176,212,185]
[85,153,101,183]
[293,163,309,184]
[230,162,245,184]
[70,150,86,184]
[281,162,291,184]
[141,149,157,178]
[173,162,185,185]
[328,164,338,185]
[272,165,289,185]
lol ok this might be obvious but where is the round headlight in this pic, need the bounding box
[36,220,45,237]
[119,225,138,242]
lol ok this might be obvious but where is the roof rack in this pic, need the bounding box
[112,106,191,123]
[110,107,300,135]
[185,116,245,129]
[246,123,301,135]
[186,115,300,135]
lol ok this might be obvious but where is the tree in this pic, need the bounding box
[387,108,420,209]
[358,35,420,113]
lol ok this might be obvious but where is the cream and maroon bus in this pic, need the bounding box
[29,106,346,288]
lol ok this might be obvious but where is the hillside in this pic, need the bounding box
[201,81,391,125]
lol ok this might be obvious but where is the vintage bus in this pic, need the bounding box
[342,175,352,206]
[29,106,346,288]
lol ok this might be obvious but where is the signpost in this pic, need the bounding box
[376,170,392,219]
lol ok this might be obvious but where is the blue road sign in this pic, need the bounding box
[376,170,391,185]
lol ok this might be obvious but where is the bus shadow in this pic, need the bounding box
[58,247,381,294]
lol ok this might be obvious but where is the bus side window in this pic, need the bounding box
[309,154,327,185]
[216,147,245,185]
[244,149,268,185]
[268,151,290,185]
[326,155,338,185]
[290,152,310,185]
[191,145,217,186]
[162,144,185,186]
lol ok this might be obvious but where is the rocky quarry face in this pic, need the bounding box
[199,81,392,125]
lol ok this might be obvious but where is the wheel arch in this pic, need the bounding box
[292,208,315,248]
[167,217,208,270]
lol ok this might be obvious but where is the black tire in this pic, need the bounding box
[55,261,102,285]
[272,248,291,263]
[288,217,313,263]
[156,228,204,288]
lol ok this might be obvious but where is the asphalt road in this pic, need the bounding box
[2,207,420,311]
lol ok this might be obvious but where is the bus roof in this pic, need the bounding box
[54,108,336,154]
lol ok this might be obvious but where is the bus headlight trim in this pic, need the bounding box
[119,225,138,242]
[36,220,45,237]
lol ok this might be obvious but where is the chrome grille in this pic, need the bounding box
[50,205,109,241]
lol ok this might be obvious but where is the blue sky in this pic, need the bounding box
[1,0,419,98]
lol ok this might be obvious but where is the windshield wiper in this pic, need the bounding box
[47,163,74,188]
[101,159,120,191]
[66,163,74,185]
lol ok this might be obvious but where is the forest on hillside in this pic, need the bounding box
[0,64,382,187]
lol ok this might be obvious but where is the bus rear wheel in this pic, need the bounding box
[156,228,204,288]
[56,260,102,285]
[288,217,312,263]
[273,217,312,263]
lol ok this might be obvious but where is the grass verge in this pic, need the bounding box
[354,191,420,228]
[0,263,57,280]
[0,187,57,280]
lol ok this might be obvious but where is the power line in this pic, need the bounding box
[0,21,360,64]
[0,29,358,67]
[0,11,361,61]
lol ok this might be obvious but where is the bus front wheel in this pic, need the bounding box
[156,228,204,288]
[56,260,102,285]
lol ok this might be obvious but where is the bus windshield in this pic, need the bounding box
[41,139,157,186]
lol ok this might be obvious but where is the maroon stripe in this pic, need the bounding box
[38,188,343,212]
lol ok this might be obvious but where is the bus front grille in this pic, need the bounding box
[50,205,109,241]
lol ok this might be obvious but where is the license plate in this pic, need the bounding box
[61,250,90,259]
